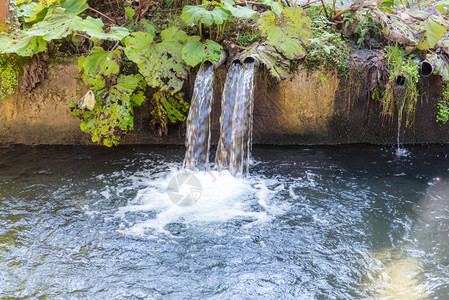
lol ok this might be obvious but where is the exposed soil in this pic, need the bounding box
[20,52,49,92]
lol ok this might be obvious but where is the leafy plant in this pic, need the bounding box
[237,28,263,47]
[303,8,350,74]
[124,27,221,93]
[19,0,89,23]
[149,91,189,136]
[181,0,257,41]
[0,7,129,57]
[241,43,291,81]
[124,27,221,131]
[351,9,380,47]
[71,47,146,146]
[257,6,312,60]
[416,16,448,50]
[255,0,283,16]
[380,46,419,128]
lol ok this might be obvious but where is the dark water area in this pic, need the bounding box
[0,144,448,298]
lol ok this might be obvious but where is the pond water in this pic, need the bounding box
[0,144,448,298]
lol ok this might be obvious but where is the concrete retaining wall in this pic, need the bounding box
[1,57,448,145]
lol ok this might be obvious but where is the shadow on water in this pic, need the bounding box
[0,144,448,298]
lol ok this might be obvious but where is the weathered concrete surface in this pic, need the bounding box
[252,67,339,144]
[207,65,339,145]
[0,62,91,145]
[1,56,449,145]
[0,62,186,145]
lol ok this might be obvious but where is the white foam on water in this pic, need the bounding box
[395,147,410,158]
[114,168,291,238]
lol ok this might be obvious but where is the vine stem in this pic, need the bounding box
[216,24,221,41]
[220,20,228,41]
[88,7,116,24]
[300,0,321,9]
[319,0,330,19]
[155,8,182,12]
[107,0,118,24]
[331,0,337,16]
[235,45,251,50]
[76,33,90,40]
[110,40,120,51]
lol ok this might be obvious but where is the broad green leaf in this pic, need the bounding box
[124,31,154,62]
[435,0,449,14]
[60,0,88,15]
[378,12,418,45]
[2,8,86,55]
[114,73,145,102]
[131,92,145,106]
[0,34,14,53]
[159,27,189,58]
[257,0,284,16]
[26,0,58,22]
[3,36,47,56]
[125,7,135,20]
[25,9,83,41]
[161,27,189,42]
[2,8,122,56]
[241,43,290,81]
[81,47,121,77]
[80,17,106,39]
[183,35,222,66]
[124,29,188,93]
[270,1,284,16]
[257,7,312,59]
[106,26,130,40]
[417,16,448,50]
[16,2,38,19]
[81,17,130,41]
[181,4,230,27]
[182,41,206,67]
[204,39,222,61]
[159,92,189,123]
[78,47,121,91]
[222,0,257,19]
[137,19,156,36]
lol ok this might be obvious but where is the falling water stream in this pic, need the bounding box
[183,62,215,170]
[216,60,256,175]
[215,63,242,172]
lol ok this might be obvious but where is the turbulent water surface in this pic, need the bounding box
[0,144,449,298]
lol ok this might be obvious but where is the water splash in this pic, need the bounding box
[216,60,256,175]
[395,147,410,157]
[115,168,290,238]
[183,63,215,170]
